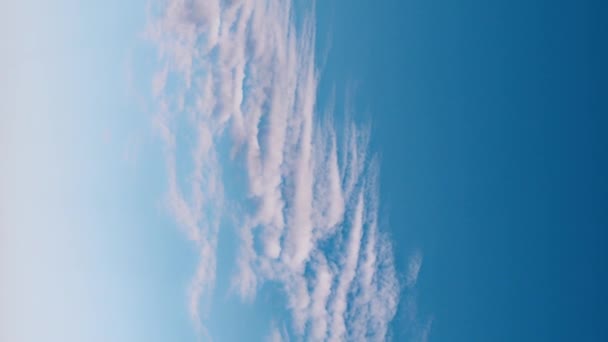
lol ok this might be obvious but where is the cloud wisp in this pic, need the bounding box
[146,0,406,340]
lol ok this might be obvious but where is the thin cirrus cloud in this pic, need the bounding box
[406,249,423,288]
[146,0,419,340]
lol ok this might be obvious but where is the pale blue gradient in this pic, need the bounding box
[1,1,194,341]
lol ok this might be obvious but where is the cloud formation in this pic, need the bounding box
[146,0,408,340]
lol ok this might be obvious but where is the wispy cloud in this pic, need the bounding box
[146,0,413,340]
[401,251,432,341]
[406,249,423,288]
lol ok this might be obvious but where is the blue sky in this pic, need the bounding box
[1,0,607,341]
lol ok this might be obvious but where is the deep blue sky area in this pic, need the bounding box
[317,0,607,341]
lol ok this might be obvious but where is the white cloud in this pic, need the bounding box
[146,0,416,340]
[328,191,365,342]
[267,328,283,342]
[406,250,423,288]
[267,322,290,342]
[308,253,333,341]
[420,318,434,342]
